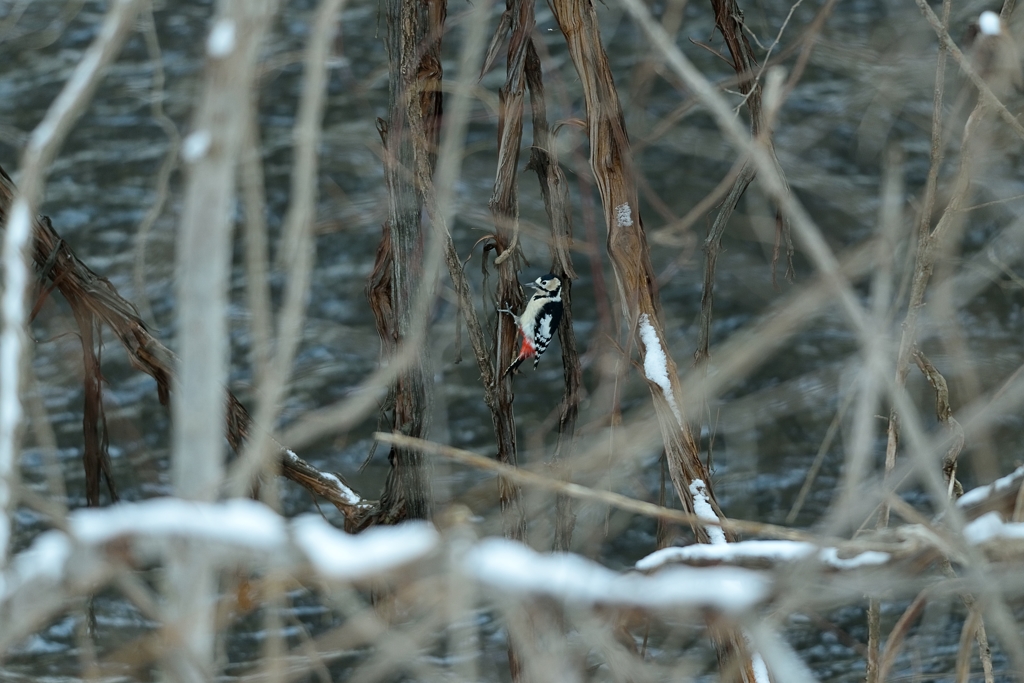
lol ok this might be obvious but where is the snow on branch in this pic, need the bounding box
[284,448,363,507]
[637,540,891,572]
[1,499,439,653]
[71,498,288,549]
[690,479,727,545]
[963,511,1024,545]
[293,515,438,579]
[464,537,769,613]
[67,498,439,574]
[637,313,683,425]
[1,530,73,599]
[24,503,1024,659]
[817,547,891,570]
[0,530,111,653]
[957,464,1024,511]
[637,541,813,570]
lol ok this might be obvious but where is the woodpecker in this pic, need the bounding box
[499,273,563,376]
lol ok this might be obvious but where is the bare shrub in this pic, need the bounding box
[5,0,1024,681]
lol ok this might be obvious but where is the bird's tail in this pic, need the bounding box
[503,337,536,377]
[503,354,526,377]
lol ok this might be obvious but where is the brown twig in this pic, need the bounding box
[72,305,117,507]
[914,0,1024,144]
[881,0,982,530]
[911,344,991,683]
[912,349,965,499]
[229,0,347,500]
[543,3,758,673]
[875,589,929,682]
[695,0,776,361]
[487,4,534,676]
[374,431,820,542]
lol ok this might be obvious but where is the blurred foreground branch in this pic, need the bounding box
[7,467,1024,668]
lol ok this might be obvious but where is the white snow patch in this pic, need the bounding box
[293,516,437,579]
[283,447,361,505]
[818,547,890,569]
[957,465,1024,508]
[182,130,212,162]
[741,629,771,683]
[206,19,236,57]
[690,479,727,545]
[637,313,682,424]
[2,531,72,601]
[637,540,816,570]
[751,652,770,683]
[10,531,71,586]
[963,511,1024,544]
[980,10,1001,35]
[465,538,767,613]
[70,498,286,549]
[0,199,33,561]
[615,202,633,227]
[317,470,362,506]
[638,539,890,571]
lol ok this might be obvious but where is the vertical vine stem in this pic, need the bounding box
[547,0,755,675]
[524,40,581,551]
[487,0,531,550]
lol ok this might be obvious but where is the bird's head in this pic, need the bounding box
[530,273,561,294]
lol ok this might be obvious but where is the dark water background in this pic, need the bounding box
[4,0,1024,679]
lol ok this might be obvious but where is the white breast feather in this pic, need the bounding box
[537,315,553,347]
[519,296,546,341]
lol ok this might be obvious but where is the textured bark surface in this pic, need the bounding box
[364,0,447,526]
[485,2,536,677]
[488,0,534,547]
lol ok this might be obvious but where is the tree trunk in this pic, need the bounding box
[366,0,448,525]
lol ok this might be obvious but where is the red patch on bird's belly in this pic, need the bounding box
[519,337,536,357]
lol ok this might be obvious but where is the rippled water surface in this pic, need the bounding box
[4,0,1024,679]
